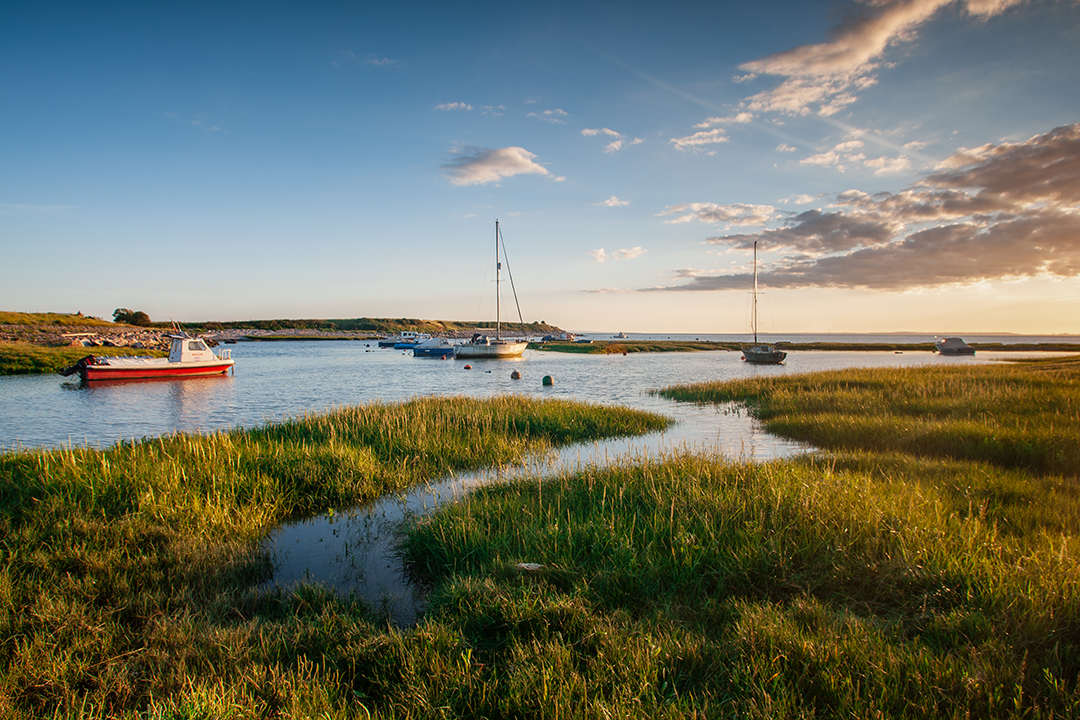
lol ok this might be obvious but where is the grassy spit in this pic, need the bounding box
[534,340,1080,354]
[533,340,741,354]
[0,396,667,718]
[0,341,167,375]
[396,359,1080,718]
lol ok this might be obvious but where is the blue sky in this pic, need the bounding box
[3,0,1079,334]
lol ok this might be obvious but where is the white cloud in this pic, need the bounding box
[736,0,1026,117]
[800,138,911,174]
[596,196,630,207]
[658,202,777,227]
[612,247,646,260]
[693,112,755,129]
[435,102,473,111]
[527,108,568,124]
[442,146,555,186]
[364,57,398,67]
[651,122,1080,292]
[670,128,729,154]
[582,128,621,137]
[777,143,798,153]
[589,246,645,262]
[582,128,644,154]
[781,193,820,204]
[865,155,912,175]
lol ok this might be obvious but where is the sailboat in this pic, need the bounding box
[741,241,787,365]
[454,220,529,359]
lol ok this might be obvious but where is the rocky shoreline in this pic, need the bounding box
[0,324,514,349]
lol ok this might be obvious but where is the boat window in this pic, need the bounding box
[188,341,208,351]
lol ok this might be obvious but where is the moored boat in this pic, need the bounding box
[455,219,528,360]
[412,337,455,357]
[380,331,423,348]
[935,337,975,355]
[741,241,787,365]
[454,333,528,359]
[60,334,234,381]
[394,333,431,349]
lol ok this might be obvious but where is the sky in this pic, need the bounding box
[2,0,1079,335]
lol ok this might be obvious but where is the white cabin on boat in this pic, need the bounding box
[169,335,229,363]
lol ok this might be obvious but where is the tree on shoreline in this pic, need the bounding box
[113,308,152,326]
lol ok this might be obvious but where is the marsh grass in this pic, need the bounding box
[381,360,1080,718]
[401,452,1080,717]
[657,361,1080,477]
[0,396,666,717]
[0,341,167,375]
[0,312,116,327]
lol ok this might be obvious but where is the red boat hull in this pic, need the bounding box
[83,362,234,381]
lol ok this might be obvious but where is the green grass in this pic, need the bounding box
[385,360,1080,718]
[656,360,1080,477]
[0,341,167,375]
[533,340,741,354]
[0,312,115,327]
[7,359,1080,717]
[0,396,667,718]
[533,341,1080,354]
[402,452,1080,717]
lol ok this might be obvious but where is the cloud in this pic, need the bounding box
[596,196,630,207]
[612,246,646,260]
[736,0,1025,117]
[670,128,729,153]
[693,112,755,129]
[777,143,798,153]
[589,246,646,262]
[527,108,569,124]
[436,102,473,111]
[442,146,555,186]
[364,57,398,67]
[582,127,644,153]
[648,123,1080,292]
[658,202,777,227]
[0,203,74,215]
[799,137,913,174]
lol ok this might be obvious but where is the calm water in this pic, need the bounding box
[3,337,1068,452]
[3,338,1072,624]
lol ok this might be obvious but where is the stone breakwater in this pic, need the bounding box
[0,324,547,348]
[0,324,173,349]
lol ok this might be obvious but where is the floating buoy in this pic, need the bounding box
[464,364,472,370]
[542,375,554,386]
[511,370,521,380]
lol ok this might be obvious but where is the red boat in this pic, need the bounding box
[61,334,234,381]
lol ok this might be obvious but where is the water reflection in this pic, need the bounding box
[261,403,809,626]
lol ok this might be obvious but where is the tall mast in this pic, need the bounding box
[495,219,501,340]
[752,241,759,344]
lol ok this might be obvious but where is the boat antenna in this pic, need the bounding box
[497,222,525,334]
